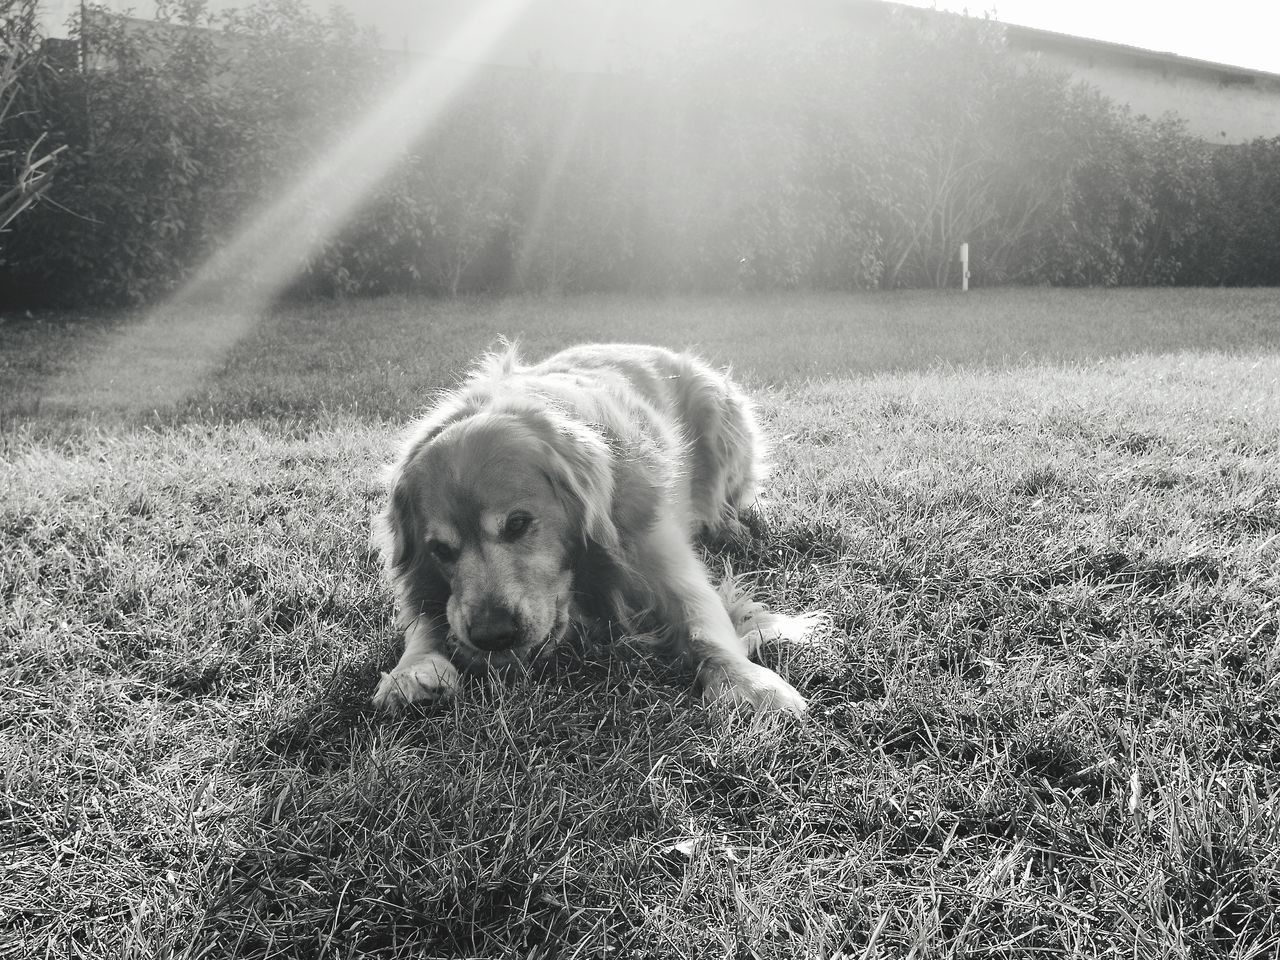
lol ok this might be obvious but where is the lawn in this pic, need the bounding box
[2,288,1279,958]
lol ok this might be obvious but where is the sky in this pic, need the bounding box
[39,0,1280,75]
[896,0,1280,74]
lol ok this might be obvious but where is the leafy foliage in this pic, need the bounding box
[3,0,380,304]
[1185,136,1280,286]
[1,2,1278,305]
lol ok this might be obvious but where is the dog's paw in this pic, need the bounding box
[371,655,460,712]
[701,661,807,716]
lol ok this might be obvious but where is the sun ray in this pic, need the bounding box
[513,69,597,291]
[53,0,531,416]
[178,0,531,309]
[512,6,621,291]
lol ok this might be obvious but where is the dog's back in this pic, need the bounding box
[528,344,765,538]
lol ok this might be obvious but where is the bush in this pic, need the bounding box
[1,1,1277,305]
[632,33,883,292]
[3,0,382,304]
[859,17,1220,289]
[1184,137,1280,286]
[18,2,233,302]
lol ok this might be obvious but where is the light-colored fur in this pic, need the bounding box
[371,343,813,714]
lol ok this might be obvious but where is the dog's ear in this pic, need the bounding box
[374,390,476,570]
[372,465,419,574]
[539,416,620,555]
[372,462,452,628]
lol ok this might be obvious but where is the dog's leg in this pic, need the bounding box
[371,614,460,711]
[637,518,806,715]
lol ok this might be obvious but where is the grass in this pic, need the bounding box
[2,288,1279,958]
[4,287,1278,426]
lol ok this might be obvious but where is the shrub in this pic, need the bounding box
[3,0,382,304]
[4,2,231,302]
[636,33,883,292]
[861,17,1218,290]
[1,1,1276,305]
[1185,137,1280,286]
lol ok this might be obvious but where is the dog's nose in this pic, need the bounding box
[467,606,520,651]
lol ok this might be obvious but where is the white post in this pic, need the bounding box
[960,242,970,292]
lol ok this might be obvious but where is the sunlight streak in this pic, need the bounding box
[513,69,596,291]
[512,8,619,291]
[59,0,530,416]
[179,0,531,310]
[41,305,259,416]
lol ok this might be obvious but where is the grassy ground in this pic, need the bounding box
[2,288,1279,958]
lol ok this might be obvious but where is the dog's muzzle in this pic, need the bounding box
[466,606,521,652]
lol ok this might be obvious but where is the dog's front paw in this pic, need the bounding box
[372,654,460,711]
[701,661,807,716]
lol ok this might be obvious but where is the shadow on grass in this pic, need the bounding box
[194,657,701,955]
[187,517,891,957]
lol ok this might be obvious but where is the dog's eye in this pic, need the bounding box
[427,540,457,564]
[503,512,533,540]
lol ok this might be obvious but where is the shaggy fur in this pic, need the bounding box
[371,343,814,714]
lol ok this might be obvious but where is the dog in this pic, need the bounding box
[371,343,813,714]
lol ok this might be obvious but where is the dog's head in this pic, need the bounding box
[377,402,619,668]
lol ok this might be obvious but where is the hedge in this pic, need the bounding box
[1,0,1277,306]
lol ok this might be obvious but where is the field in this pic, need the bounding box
[3,288,1279,958]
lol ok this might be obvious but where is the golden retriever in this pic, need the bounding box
[371,343,813,714]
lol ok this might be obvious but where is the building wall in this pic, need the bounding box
[43,0,1280,143]
[1022,47,1280,144]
